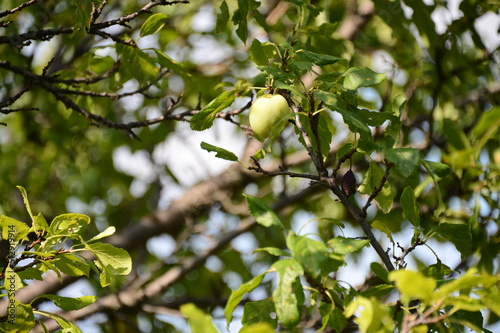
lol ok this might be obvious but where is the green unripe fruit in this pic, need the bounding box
[249,94,291,138]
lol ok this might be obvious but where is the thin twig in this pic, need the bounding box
[324,176,395,271]
[290,102,322,172]
[0,0,41,19]
[249,161,321,182]
[361,161,393,217]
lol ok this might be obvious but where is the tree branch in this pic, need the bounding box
[32,184,322,332]
[325,177,395,272]
[0,0,41,19]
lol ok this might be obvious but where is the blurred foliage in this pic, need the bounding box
[0,0,499,332]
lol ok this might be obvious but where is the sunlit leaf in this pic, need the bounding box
[1,215,30,242]
[244,194,285,229]
[344,296,395,332]
[200,142,238,162]
[86,243,132,287]
[140,13,168,37]
[327,236,370,255]
[254,247,290,257]
[87,226,116,243]
[287,234,343,278]
[343,67,385,90]
[225,271,269,325]
[389,270,436,306]
[34,295,98,311]
[423,160,450,178]
[190,90,239,131]
[181,303,218,333]
[272,259,304,328]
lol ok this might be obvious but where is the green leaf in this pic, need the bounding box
[33,213,49,233]
[385,148,420,178]
[442,119,471,150]
[34,294,98,311]
[327,236,370,255]
[5,301,34,333]
[140,13,168,37]
[86,243,132,287]
[296,49,343,66]
[358,162,393,213]
[70,0,92,38]
[357,109,394,127]
[311,217,345,229]
[254,247,290,257]
[271,259,304,328]
[343,67,385,90]
[87,226,116,243]
[371,220,393,243]
[190,90,238,131]
[34,310,83,332]
[337,143,356,160]
[314,112,333,159]
[1,215,29,242]
[391,93,407,117]
[4,266,23,292]
[274,80,306,100]
[451,310,484,333]
[313,90,372,141]
[180,303,218,333]
[16,186,35,226]
[249,39,269,66]
[321,306,347,332]
[424,160,450,178]
[435,268,498,300]
[49,213,90,235]
[371,262,389,283]
[358,140,384,156]
[216,0,229,33]
[240,323,276,333]
[200,141,238,162]
[436,222,472,259]
[116,44,159,82]
[271,258,303,282]
[421,161,447,216]
[242,299,277,327]
[344,296,395,332]
[389,270,436,306]
[471,107,500,147]
[244,194,285,229]
[155,50,187,75]
[359,284,395,298]
[49,254,90,277]
[335,107,372,141]
[90,55,115,75]
[251,148,266,161]
[421,261,453,280]
[233,0,249,42]
[287,234,343,278]
[400,186,420,227]
[225,271,268,325]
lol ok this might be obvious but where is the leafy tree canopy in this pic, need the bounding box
[0,0,499,332]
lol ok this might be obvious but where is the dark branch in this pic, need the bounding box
[0,0,41,19]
